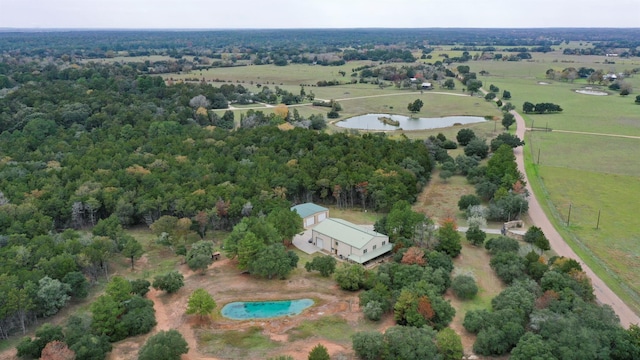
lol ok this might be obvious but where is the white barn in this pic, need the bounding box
[311,218,392,264]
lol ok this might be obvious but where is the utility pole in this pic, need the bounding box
[596,210,601,230]
[567,203,572,226]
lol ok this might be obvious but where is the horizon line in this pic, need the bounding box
[2,26,640,32]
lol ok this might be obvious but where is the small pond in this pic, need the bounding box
[335,113,486,130]
[221,299,314,320]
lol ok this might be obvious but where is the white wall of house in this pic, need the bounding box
[314,232,333,252]
[312,231,389,260]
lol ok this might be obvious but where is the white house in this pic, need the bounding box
[311,218,392,264]
[421,82,433,89]
[291,203,329,229]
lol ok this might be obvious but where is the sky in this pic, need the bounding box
[1,0,639,29]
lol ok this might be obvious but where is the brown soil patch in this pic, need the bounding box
[414,169,475,224]
[104,256,385,360]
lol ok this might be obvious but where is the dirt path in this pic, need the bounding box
[512,110,640,328]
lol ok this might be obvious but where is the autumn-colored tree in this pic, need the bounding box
[512,180,525,194]
[274,104,289,120]
[401,247,426,266]
[417,295,435,321]
[40,341,75,360]
[535,290,559,309]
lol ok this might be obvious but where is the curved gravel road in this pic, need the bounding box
[512,110,639,328]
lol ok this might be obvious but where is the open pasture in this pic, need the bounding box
[170,60,380,86]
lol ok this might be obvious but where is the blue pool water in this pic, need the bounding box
[221,299,314,320]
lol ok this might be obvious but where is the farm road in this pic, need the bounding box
[512,110,640,328]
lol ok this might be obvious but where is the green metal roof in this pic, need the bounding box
[312,218,387,249]
[290,203,328,219]
[348,243,393,264]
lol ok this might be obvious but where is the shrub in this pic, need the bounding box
[363,300,385,321]
[465,224,486,246]
[456,128,476,146]
[458,194,481,211]
[451,275,478,300]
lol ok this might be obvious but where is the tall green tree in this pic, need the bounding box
[266,208,303,245]
[435,219,462,257]
[502,112,515,130]
[186,288,216,319]
[121,237,144,270]
[407,99,424,113]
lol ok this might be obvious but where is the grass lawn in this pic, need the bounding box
[197,326,280,359]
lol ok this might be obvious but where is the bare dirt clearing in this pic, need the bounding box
[108,256,382,360]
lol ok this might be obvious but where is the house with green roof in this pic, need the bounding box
[311,218,392,264]
[291,203,329,229]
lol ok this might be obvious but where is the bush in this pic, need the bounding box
[485,236,520,254]
[451,275,478,300]
[456,128,476,146]
[138,330,188,360]
[464,138,489,159]
[436,328,463,360]
[130,279,151,297]
[490,252,526,284]
[442,140,458,149]
[458,194,481,211]
[152,271,185,293]
[334,264,366,291]
[305,255,337,277]
[465,224,486,246]
[352,331,385,360]
[363,300,385,321]
[308,344,330,360]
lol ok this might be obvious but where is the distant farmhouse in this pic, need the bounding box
[291,203,329,229]
[312,218,392,264]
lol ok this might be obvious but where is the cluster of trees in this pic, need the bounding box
[223,211,301,279]
[0,56,431,341]
[0,59,432,231]
[352,325,462,360]
[345,205,470,359]
[463,228,640,358]
[17,275,156,359]
[441,127,527,222]
[522,101,563,114]
[0,214,146,338]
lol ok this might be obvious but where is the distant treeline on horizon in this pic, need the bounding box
[1,28,639,57]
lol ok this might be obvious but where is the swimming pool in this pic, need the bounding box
[221,299,314,320]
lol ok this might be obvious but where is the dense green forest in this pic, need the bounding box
[0,56,432,340]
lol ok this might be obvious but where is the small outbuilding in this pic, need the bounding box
[291,203,329,229]
[421,82,433,89]
[311,218,392,264]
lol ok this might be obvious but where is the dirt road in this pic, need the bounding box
[511,110,640,328]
